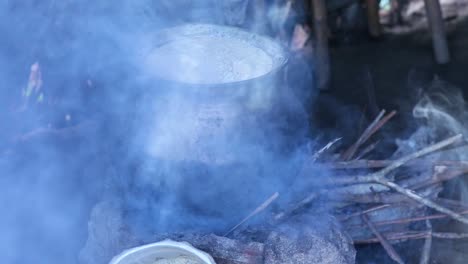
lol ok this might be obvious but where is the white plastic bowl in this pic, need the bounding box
[109,240,216,264]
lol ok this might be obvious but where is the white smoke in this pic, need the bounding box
[0,1,319,264]
[393,76,468,203]
[395,77,468,157]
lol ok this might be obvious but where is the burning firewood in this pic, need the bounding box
[341,109,397,160]
[419,220,432,264]
[266,104,468,263]
[355,230,468,244]
[362,214,404,264]
[225,192,280,237]
[278,134,467,222]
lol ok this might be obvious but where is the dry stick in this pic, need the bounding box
[329,134,464,185]
[331,184,442,204]
[368,110,397,138]
[362,214,405,264]
[436,198,468,210]
[224,192,279,236]
[332,165,468,193]
[419,220,432,264]
[342,110,386,160]
[339,204,391,221]
[341,112,391,160]
[409,166,468,190]
[273,192,320,222]
[370,135,462,179]
[355,140,380,160]
[311,137,342,162]
[322,160,468,170]
[355,231,468,244]
[278,135,464,223]
[355,231,428,244]
[357,105,368,138]
[410,166,468,190]
[348,209,468,228]
[345,110,397,160]
[432,232,468,239]
[377,178,468,225]
[342,168,468,219]
[370,135,462,182]
[364,67,380,118]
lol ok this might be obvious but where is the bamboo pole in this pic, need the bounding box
[311,0,330,90]
[366,0,381,37]
[424,0,450,64]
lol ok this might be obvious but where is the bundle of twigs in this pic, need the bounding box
[276,109,468,263]
[226,109,468,263]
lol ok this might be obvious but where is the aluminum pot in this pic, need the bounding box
[138,24,289,164]
[120,25,299,233]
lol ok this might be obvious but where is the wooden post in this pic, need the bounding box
[424,0,450,64]
[253,0,267,32]
[311,0,330,90]
[366,0,381,37]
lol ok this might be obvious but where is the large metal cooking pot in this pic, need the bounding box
[138,24,289,164]
[121,25,297,234]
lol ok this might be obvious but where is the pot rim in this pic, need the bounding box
[109,240,216,264]
[143,23,289,88]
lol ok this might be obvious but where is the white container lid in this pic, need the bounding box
[109,240,216,264]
